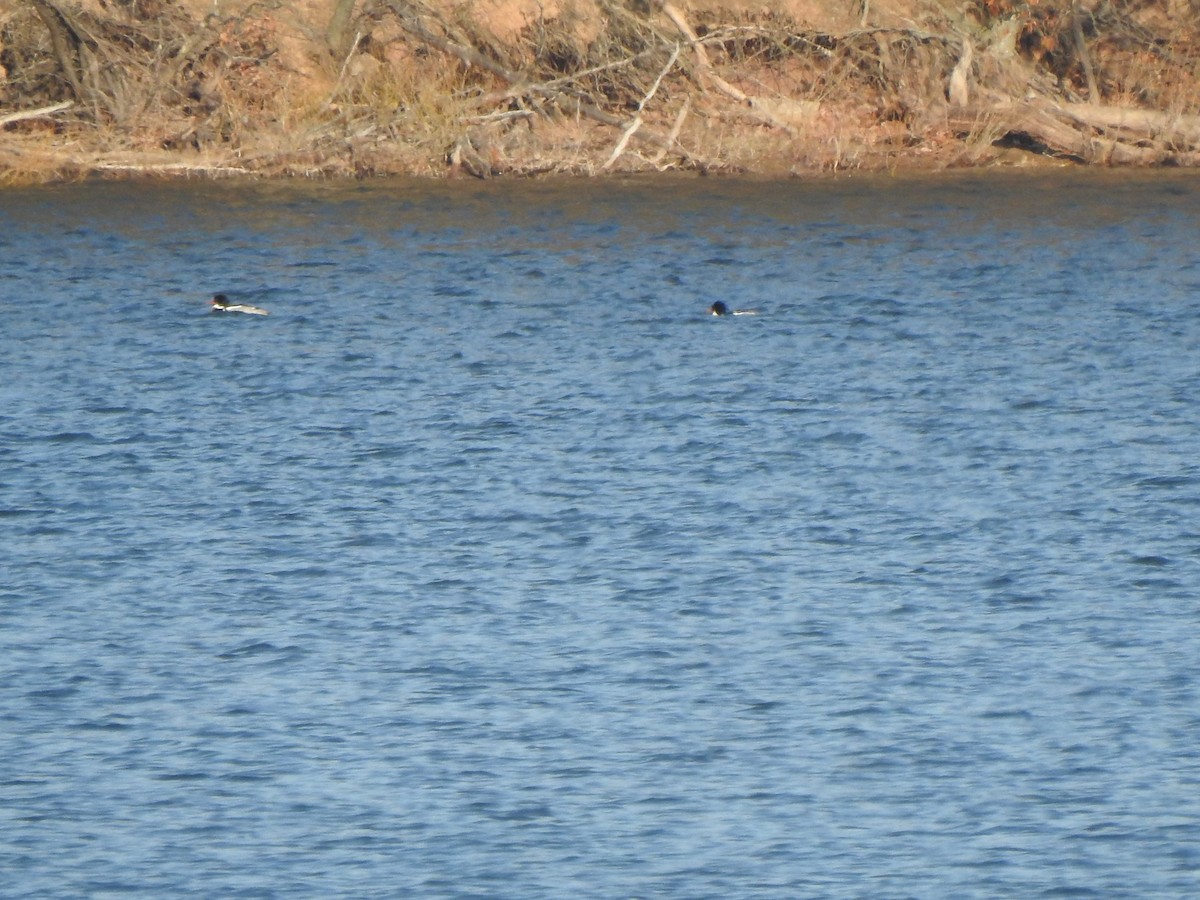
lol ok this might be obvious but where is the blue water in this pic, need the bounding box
[3,174,1200,897]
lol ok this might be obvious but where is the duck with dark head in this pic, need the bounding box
[708,300,758,317]
[210,294,269,316]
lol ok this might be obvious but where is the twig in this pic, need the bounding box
[639,43,681,113]
[92,162,251,175]
[386,2,523,85]
[0,101,75,127]
[659,1,797,135]
[473,46,663,108]
[602,115,643,169]
[602,43,679,169]
[651,96,690,165]
[660,2,713,78]
[464,109,536,124]
[322,30,364,109]
[569,94,716,167]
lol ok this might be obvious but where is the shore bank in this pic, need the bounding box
[4,0,1200,184]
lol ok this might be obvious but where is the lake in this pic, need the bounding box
[2,172,1200,897]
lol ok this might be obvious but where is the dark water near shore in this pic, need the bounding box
[3,173,1200,898]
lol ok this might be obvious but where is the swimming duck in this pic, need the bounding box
[210,294,269,316]
[709,301,758,316]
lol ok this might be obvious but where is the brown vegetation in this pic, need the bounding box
[2,0,1200,182]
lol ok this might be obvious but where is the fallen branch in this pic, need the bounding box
[386,1,524,86]
[91,162,252,175]
[1058,103,1200,144]
[567,93,715,166]
[602,117,643,170]
[468,46,666,113]
[651,96,691,166]
[0,101,75,127]
[658,1,797,135]
[464,109,537,125]
[29,0,90,110]
[603,42,680,169]
[950,99,1200,164]
[322,30,365,109]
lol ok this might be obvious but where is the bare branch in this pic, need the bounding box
[0,101,75,127]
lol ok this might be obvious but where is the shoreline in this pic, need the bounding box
[11,162,1200,196]
[0,126,1094,186]
[5,0,1200,186]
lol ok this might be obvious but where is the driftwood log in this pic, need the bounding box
[950,101,1200,166]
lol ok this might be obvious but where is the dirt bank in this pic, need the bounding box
[3,0,1200,183]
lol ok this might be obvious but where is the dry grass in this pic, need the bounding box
[3,0,1200,181]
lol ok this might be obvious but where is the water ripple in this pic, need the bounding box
[2,175,1200,898]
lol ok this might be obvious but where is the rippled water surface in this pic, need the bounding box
[3,173,1200,897]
